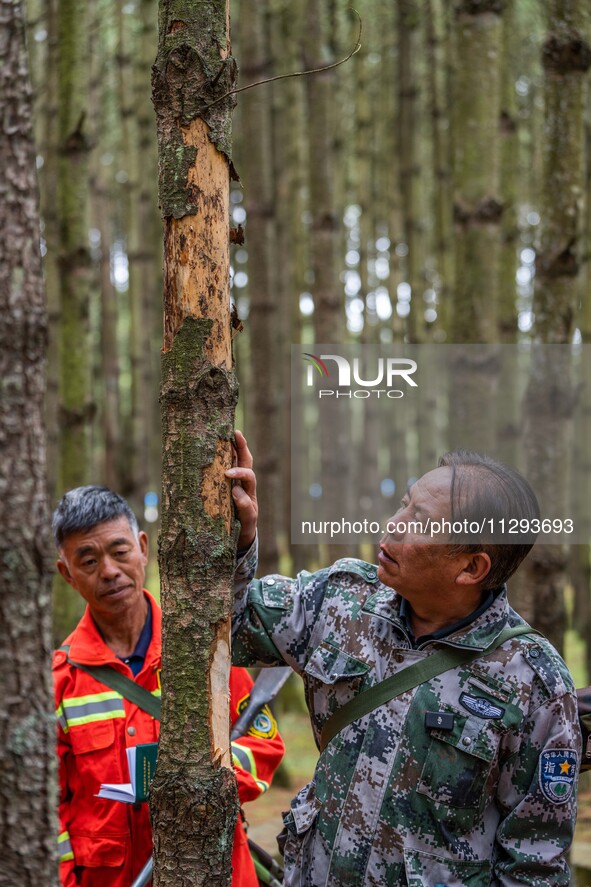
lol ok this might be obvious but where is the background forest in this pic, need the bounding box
[4,0,591,883]
[21,0,591,671]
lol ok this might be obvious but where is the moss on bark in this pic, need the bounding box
[152,0,237,216]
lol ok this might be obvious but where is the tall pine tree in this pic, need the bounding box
[0,0,56,880]
[151,2,239,883]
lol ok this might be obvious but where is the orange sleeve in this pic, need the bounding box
[55,664,79,886]
[229,667,285,805]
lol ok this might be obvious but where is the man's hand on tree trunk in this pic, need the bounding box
[226,429,258,551]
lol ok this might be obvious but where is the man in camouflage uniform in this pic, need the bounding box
[226,433,580,886]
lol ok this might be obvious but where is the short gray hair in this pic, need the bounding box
[438,450,540,591]
[53,486,139,548]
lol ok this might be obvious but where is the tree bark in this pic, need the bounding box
[425,0,453,334]
[304,0,349,565]
[117,0,162,524]
[398,0,423,342]
[56,0,93,493]
[151,2,238,883]
[0,0,57,881]
[267,0,315,573]
[87,0,121,492]
[303,0,344,344]
[29,0,82,644]
[28,0,61,501]
[449,1,505,455]
[136,0,163,519]
[93,170,122,490]
[51,0,94,644]
[497,0,519,344]
[572,96,591,678]
[452,0,504,344]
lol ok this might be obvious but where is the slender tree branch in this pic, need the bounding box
[203,9,363,112]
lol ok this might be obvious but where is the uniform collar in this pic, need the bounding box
[398,586,501,648]
[66,590,161,667]
[364,581,518,650]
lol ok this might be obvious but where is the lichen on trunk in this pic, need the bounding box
[151,2,238,883]
[154,313,239,885]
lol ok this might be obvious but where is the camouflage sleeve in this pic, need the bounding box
[232,557,331,671]
[235,533,258,588]
[493,689,580,885]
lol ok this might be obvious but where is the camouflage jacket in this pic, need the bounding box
[233,547,580,887]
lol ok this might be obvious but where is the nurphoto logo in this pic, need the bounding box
[302,352,418,399]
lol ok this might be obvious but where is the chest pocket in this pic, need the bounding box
[304,641,370,729]
[417,710,501,831]
[304,641,369,685]
[68,719,123,787]
[69,718,115,755]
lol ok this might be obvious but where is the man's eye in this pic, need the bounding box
[82,559,96,567]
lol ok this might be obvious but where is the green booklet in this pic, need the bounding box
[97,742,158,803]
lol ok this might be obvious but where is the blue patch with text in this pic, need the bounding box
[539,749,577,804]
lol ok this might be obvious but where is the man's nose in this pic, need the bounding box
[385,512,406,542]
[99,556,121,580]
[390,519,406,541]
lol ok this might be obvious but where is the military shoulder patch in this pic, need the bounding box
[459,692,504,719]
[539,749,578,804]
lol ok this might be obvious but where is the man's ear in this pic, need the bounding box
[56,559,76,589]
[138,531,148,562]
[456,552,492,587]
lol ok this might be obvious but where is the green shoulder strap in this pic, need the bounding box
[319,625,536,752]
[59,644,162,720]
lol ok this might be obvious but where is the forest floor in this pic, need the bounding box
[574,776,591,881]
[246,711,591,880]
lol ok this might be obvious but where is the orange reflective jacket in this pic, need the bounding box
[54,591,285,887]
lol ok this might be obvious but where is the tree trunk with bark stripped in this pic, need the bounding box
[150,2,238,884]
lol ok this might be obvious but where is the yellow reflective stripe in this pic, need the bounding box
[55,703,68,733]
[231,740,257,776]
[57,693,123,729]
[151,689,161,698]
[58,830,74,863]
[62,691,125,727]
[232,742,269,794]
[66,709,125,727]
[63,690,122,707]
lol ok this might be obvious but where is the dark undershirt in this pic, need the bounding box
[399,586,503,647]
[117,604,152,676]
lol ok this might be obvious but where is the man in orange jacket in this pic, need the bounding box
[53,485,284,887]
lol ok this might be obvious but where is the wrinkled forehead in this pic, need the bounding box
[409,466,454,515]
